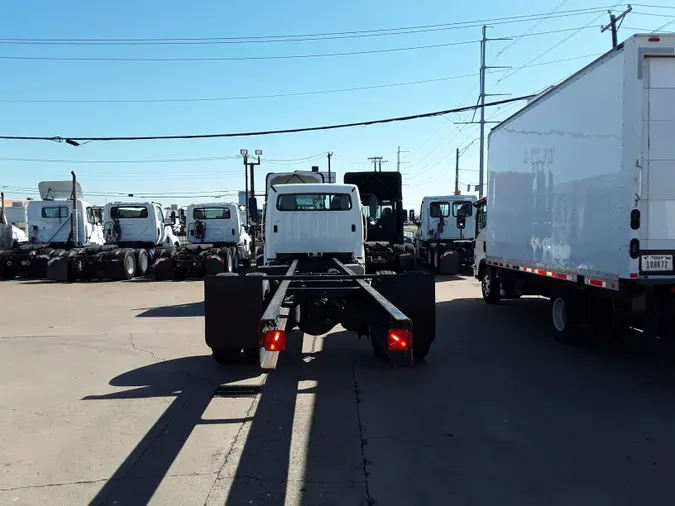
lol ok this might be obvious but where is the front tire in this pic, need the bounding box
[481,267,500,304]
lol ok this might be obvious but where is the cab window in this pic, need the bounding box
[452,201,473,217]
[41,206,69,219]
[429,202,450,218]
[110,206,149,219]
[193,207,232,219]
[86,207,96,224]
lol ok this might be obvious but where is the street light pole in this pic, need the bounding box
[241,149,263,267]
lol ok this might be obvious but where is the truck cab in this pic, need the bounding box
[27,181,104,248]
[416,195,477,243]
[104,202,179,248]
[264,183,365,272]
[472,197,488,278]
[186,202,250,247]
[414,194,477,273]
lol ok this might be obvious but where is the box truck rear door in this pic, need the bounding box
[642,56,675,271]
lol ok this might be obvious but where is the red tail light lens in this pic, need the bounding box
[262,330,286,351]
[388,329,411,351]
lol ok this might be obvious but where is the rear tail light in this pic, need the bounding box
[388,329,411,352]
[629,239,640,259]
[262,330,286,351]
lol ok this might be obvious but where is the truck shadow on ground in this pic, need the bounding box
[82,355,262,506]
[134,301,204,318]
[85,296,675,506]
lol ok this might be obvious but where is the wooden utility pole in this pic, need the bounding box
[601,5,632,48]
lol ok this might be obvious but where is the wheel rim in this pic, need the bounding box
[125,255,134,274]
[482,273,491,296]
[140,255,148,271]
[552,298,567,332]
[227,254,233,272]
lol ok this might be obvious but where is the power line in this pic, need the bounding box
[0,40,479,62]
[0,20,654,64]
[0,155,241,164]
[0,95,535,144]
[0,7,623,46]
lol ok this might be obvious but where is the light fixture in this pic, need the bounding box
[255,149,263,156]
[240,149,248,156]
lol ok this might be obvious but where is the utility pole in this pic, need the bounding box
[396,146,409,172]
[477,26,511,198]
[242,153,249,223]
[368,156,386,172]
[601,5,632,48]
[455,148,460,195]
[327,152,333,182]
[240,148,263,266]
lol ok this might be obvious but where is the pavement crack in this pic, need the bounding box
[128,332,161,361]
[202,375,267,506]
[0,478,109,491]
[352,364,375,505]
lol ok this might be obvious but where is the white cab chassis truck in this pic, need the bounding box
[47,201,180,281]
[0,176,105,280]
[474,33,675,341]
[415,195,477,274]
[153,202,251,280]
[203,183,436,370]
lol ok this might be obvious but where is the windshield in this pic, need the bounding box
[41,206,70,219]
[193,207,231,220]
[109,206,149,219]
[361,193,395,220]
[276,193,352,211]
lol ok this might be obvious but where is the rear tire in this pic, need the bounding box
[481,267,500,305]
[135,249,149,277]
[225,248,234,273]
[550,292,583,344]
[121,250,136,280]
[370,335,388,361]
[230,247,240,272]
[212,348,241,364]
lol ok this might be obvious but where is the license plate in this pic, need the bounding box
[641,254,673,272]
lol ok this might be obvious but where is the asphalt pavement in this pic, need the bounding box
[2,275,675,505]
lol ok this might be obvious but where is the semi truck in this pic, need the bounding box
[474,33,675,341]
[204,183,435,369]
[47,200,180,281]
[153,202,251,280]
[414,194,477,274]
[0,177,106,280]
[343,171,416,272]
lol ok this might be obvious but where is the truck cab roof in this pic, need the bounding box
[272,183,355,194]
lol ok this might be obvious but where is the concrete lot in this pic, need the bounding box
[2,276,675,505]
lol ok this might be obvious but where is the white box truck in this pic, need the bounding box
[473,33,675,341]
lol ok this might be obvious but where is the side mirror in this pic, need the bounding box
[456,207,467,230]
[248,197,259,222]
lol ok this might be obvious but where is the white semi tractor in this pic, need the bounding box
[474,33,675,341]
[153,202,251,280]
[0,176,106,279]
[47,200,181,281]
[414,194,477,274]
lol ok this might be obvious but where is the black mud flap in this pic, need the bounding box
[204,274,267,351]
[153,257,175,281]
[47,256,71,282]
[205,255,225,276]
[374,271,436,359]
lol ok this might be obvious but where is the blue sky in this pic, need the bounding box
[0,0,672,209]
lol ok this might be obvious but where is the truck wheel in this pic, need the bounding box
[434,250,440,273]
[122,250,137,280]
[242,272,271,364]
[481,267,500,304]
[212,348,242,364]
[225,248,234,273]
[413,340,431,360]
[230,247,240,272]
[392,244,405,254]
[135,249,149,277]
[550,292,582,344]
[404,243,415,255]
[370,335,389,361]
